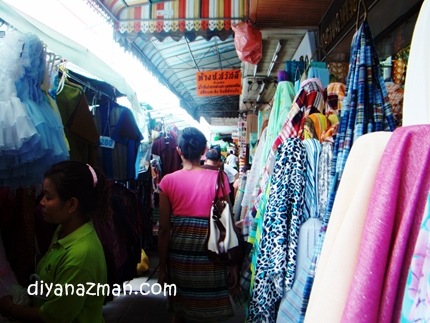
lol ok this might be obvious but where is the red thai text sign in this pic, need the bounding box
[196,70,242,96]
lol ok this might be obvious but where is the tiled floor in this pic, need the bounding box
[103,248,247,323]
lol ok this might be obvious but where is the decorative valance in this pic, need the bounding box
[87,0,247,42]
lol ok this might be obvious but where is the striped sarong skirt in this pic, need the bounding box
[168,215,234,322]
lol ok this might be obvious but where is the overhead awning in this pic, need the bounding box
[86,0,246,122]
[87,0,246,42]
[0,0,139,110]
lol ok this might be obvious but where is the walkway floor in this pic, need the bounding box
[102,248,247,323]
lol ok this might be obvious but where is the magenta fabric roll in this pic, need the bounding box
[341,125,430,323]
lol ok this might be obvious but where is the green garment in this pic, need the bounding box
[33,222,107,323]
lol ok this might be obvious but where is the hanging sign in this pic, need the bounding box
[196,70,242,97]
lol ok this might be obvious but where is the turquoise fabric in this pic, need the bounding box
[260,81,295,170]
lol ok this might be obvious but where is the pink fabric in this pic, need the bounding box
[159,169,230,217]
[342,125,430,323]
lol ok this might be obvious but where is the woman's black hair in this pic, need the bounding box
[44,160,111,221]
[178,127,207,162]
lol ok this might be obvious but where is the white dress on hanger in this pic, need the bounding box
[0,30,40,156]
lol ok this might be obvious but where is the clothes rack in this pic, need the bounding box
[59,70,115,102]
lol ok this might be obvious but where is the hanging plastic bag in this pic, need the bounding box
[232,22,262,65]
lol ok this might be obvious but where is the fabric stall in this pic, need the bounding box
[0,17,156,309]
[238,14,411,323]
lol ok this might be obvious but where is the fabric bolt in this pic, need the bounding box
[272,78,324,158]
[302,139,321,221]
[392,59,406,85]
[168,216,233,322]
[327,62,349,84]
[247,139,306,323]
[401,193,430,322]
[304,131,392,323]
[260,81,296,170]
[385,82,404,127]
[324,82,345,116]
[303,113,330,142]
[307,67,330,89]
[247,180,271,294]
[294,80,301,94]
[403,0,430,126]
[242,128,266,207]
[276,218,322,323]
[299,20,396,321]
[278,70,289,82]
[258,109,270,140]
[256,78,324,214]
[342,125,430,323]
[277,143,333,322]
[233,174,247,222]
[317,142,333,221]
[285,61,306,83]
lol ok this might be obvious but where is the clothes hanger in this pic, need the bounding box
[57,60,69,95]
[355,0,368,31]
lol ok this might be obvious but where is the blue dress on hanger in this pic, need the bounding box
[0,31,69,187]
[0,30,40,160]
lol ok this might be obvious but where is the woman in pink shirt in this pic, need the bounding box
[157,127,238,323]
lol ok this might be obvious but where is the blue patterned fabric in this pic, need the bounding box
[276,218,322,323]
[401,193,430,322]
[317,142,333,220]
[247,138,306,323]
[298,20,397,321]
[303,139,321,221]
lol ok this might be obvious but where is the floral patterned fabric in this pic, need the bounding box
[401,193,430,322]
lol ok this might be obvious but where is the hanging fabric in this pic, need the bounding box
[327,62,350,84]
[402,0,430,126]
[304,131,391,323]
[260,81,296,171]
[285,60,306,84]
[247,138,306,323]
[401,192,430,322]
[298,16,397,321]
[93,101,143,181]
[342,125,430,323]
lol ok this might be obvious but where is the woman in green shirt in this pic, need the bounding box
[0,161,110,323]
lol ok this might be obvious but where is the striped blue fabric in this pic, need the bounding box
[297,20,397,322]
[303,139,321,221]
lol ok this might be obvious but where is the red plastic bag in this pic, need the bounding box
[232,22,262,65]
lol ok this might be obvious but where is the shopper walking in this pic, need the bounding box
[157,127,238,323]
